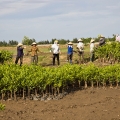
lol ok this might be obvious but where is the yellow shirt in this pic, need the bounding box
[30,46,39,56]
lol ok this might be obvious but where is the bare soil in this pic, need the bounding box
[0,87,120,120]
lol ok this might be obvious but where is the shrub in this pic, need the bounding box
[0,50,13,64]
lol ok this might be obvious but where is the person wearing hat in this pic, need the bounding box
[28,42,40,65]
[90,39,95,62]
[76,38,84,64]
[99,35,105,46]
[51,40,61,65]
[15,43,26,66]
[67,42,74,64]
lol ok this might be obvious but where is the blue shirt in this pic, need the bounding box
[67,45,73,54]
[17,46,24,57]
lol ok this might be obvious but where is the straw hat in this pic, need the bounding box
[54,40,58,44]
[90,39,95,43]
[100,35,104,38]
[17,43,23,47]
[31,42,37,45]
[68,42,73,45]
[78,39,83,42]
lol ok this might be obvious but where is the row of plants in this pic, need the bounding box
[95,42,120,63]
[0,63,120,100]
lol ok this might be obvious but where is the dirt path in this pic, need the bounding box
[0,87,120,120]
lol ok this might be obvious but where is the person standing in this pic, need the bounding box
[29,42,39,65]
[51,40,60,65]
[116,34,120,42]
[76,39,84,64]
[15,43,26,66]
[90,39,95,62]
[99,35,105,46]
[67,42,74,64]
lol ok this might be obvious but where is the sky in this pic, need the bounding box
[0,0,120,42]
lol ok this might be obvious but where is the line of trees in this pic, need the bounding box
[0,35,116,46]
[0,40,18,46]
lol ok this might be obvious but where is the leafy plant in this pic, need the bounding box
[0,63,120,100]
[95,42,120,63]
[0,103,5,111]
[0,50,13,64]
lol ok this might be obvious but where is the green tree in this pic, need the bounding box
[0,41,8,46]
[22,36,36,45]
[9,40,18,46]
[72,38,78,43]
[22,36,30,45]
[29,38,36,45]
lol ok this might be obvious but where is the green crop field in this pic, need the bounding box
[0,41,120,101]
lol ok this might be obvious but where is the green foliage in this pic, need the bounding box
[51,38,69,44]
[0,103,5,111]
[82,37,92,44]
[72,38,78,43]
[22,36,36,45]
[9,40,18,46]
[0,50,13,64]
[38,40,50,44]
[0,40,18,46]
[95,42,120,62]
[0,63,120,96]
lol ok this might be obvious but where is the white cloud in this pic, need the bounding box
[0,0,52,16]
[0,0,120,41]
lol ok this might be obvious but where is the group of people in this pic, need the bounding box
[67,35,106,64]
[15,42,39,66]
[15,35,106,66]
[66,35,106,64]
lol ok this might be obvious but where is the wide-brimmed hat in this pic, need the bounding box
[54,40,58,44]
[100,35,104,38]
[68,42,73,45]
[78,39,83,42]
[31,42,37,45]
[90,39,95,43]
[17,43,23,47]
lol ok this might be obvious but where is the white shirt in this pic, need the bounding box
[51,43,60,54]
[116,35,120,42]
[90,43,95,52]
[77,42,84,51]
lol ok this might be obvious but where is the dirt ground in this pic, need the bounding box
[0,87,120,120]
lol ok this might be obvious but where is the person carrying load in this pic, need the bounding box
[76,39,84,64]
